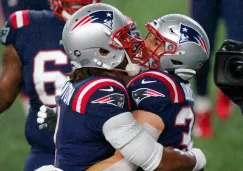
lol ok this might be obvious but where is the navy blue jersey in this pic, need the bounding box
[23,0,49,10]
[55,76,131,171]
[2,0,49,19]
[127,71,195,150]
[0,10,72,151]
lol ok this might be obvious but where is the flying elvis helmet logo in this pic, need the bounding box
[72,10,114,31]
[179,23,208,54]
[91,93,125,108]
[132,88,165,105]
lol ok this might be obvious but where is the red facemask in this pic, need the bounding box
[133,23,177,69]
[110,21,143,61]
[50,0,101,20]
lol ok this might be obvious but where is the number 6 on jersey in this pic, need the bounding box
[33,50,69,106]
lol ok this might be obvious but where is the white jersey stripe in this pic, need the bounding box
[16,11,23,28]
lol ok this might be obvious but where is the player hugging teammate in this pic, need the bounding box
[0,1,210,171]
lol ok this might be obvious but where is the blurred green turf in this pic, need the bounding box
[0,0,243,170]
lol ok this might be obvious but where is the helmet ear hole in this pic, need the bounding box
[171,59,183,65]
[99,48,110,56]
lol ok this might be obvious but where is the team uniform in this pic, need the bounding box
[127,70,195,150]
[54,76,131,171]
[0,10,72,170]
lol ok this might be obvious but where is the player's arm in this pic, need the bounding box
[134,111,202,171]
[0,44,22,112]
[0,11,29,113]
[129,110,204,171]
[102,109,205,171]
[88,109,204,171]
[87,110,164,171]
[87,149,200,171]
[131,110,205,171]
[155,148,201,171]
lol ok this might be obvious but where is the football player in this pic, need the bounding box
[127,14,210,150]
[53,3,142,170]
[41,3,206,171]
[0,0,100,170]
[1,0,50,113]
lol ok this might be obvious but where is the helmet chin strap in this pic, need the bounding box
[174,68,196,81]
[125,58,141,76]
[62,10,72,20]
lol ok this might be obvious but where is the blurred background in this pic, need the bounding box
[0,0,243,170]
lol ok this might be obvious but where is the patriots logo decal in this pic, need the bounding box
[179,23,208,54]
[91,93,125,108]
[132,88,165,105]
[72,10,114,31]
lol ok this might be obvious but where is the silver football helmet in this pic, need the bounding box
[62,3,142,76]
[136,14,210,80]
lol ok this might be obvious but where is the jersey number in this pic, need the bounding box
[33,50,69,106]
[175,107,194,150]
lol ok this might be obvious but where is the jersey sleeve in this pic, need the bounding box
[0,10,30,46]
[127,71,184,122]
[71,78,131,119]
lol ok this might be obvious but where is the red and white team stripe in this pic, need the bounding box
[147,89,165,97]
[10,10,29,29]
[72,78,131,114]
[71,16,92,31]
[93,96,111,103]
[199,37,208,54]
[127,71,184,103]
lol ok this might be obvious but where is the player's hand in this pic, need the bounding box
[37,105,57,132]
[35,165,63,171]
